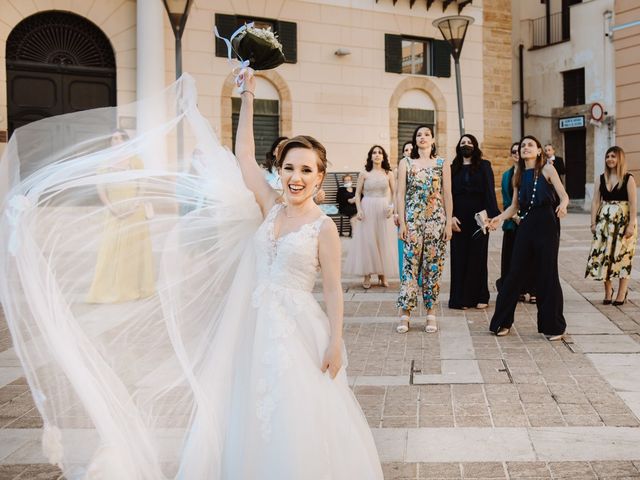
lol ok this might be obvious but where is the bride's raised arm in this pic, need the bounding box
[234,68,279,215]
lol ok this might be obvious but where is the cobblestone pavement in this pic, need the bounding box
[0,213,639,479]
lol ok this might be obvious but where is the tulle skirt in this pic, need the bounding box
[344,196,398,277]
[219,284,383,479]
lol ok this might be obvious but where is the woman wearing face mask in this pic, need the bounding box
[344,145,398,289]
[488,135,569,340]
[448,134,499,310]
[336,174,357,236]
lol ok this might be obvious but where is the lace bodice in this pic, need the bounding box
[362,172,390,198]
[254,203,328,292]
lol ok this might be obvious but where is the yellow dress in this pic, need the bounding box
[87,157,155,303]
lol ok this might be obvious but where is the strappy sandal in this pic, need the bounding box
[378,275,389,288]
[362,275,371,289]
[425,314,438,333]
[396,315,410,334]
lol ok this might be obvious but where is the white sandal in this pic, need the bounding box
[425,314,438,333]
[396,315,410,334]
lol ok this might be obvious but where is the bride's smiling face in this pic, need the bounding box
[280,148,324,205]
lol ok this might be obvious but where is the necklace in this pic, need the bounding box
[518,171,539,221]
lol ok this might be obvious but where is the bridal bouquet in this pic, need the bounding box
[215,23,285,71]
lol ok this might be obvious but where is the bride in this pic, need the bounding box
[0,70,382,479]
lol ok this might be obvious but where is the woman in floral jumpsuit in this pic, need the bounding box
[396,125,453,333]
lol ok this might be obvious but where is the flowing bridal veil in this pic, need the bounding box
[0,75,264,478]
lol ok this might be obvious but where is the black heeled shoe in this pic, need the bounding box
[603,286,615,305]
[612,291,628,306]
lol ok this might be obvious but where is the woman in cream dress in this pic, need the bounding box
[87,130,155,303]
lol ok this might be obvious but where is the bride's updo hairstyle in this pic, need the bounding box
[276,135,328,174]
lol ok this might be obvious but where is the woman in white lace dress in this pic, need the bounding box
[220,68,383,478]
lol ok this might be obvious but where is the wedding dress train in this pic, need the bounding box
[0,75,382,479]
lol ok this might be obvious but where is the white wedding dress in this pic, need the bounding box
[215,202,382,479]
[0,75,382,479]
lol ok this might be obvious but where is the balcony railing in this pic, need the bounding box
[531,12,569,48]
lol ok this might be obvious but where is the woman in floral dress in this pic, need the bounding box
[396,125,453,333]
[586,146,637,305]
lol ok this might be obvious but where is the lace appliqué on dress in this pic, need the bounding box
[252,204,327,440]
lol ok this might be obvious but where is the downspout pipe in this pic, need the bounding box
[519,44,525,137]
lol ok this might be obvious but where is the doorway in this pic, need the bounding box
[563,129,586,199]
[6,11,116,137]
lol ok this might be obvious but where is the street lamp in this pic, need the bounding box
[162,0,193,79]
[432,15,474,136]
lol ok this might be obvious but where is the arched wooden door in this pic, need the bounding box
[6,11,116,137]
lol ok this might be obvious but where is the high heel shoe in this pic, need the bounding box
[612,291,628,306]
[425,315,438,333]
[378,276,389,288]
[546,331,566,341]
[496,327,510,337]
[362,275,371,289]
[603,286,615,305]
[396,315,410,334]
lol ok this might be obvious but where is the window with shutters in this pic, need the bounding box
[215,13,297,64]
[231,98,280,165]
[386,34,450,78]
[562,68,585,107]
[401,39,430,75]
[397,108,435,159]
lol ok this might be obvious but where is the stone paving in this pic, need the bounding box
[0,213,639,479]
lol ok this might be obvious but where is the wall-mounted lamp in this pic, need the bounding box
[334,48,351,56]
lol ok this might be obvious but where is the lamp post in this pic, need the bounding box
[162,0,192,163]
[432,15,474,136]
[162,0,193,80]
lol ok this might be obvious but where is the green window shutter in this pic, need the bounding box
[431,39,451,78]
[385,34,402,74]
[277,21,297,64]
[215,13,238,58]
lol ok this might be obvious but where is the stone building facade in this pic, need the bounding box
[613,0,640,179]
[511,0,617,207]
[0,0,512,176]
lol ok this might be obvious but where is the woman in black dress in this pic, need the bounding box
[489,135,569,340]
[337,173,358,236]
[448,134,499,310]
[497,142,536,303]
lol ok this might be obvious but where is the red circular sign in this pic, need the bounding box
[591,103,604,122]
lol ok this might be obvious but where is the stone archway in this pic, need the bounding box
[6,10,117,135]
[389,76,447,164]
[220,69,292,150]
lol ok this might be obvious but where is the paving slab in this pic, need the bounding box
[405,428,535,462]
[529,427,640,461]
[571,335,640,353]
[565,312,623,334]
